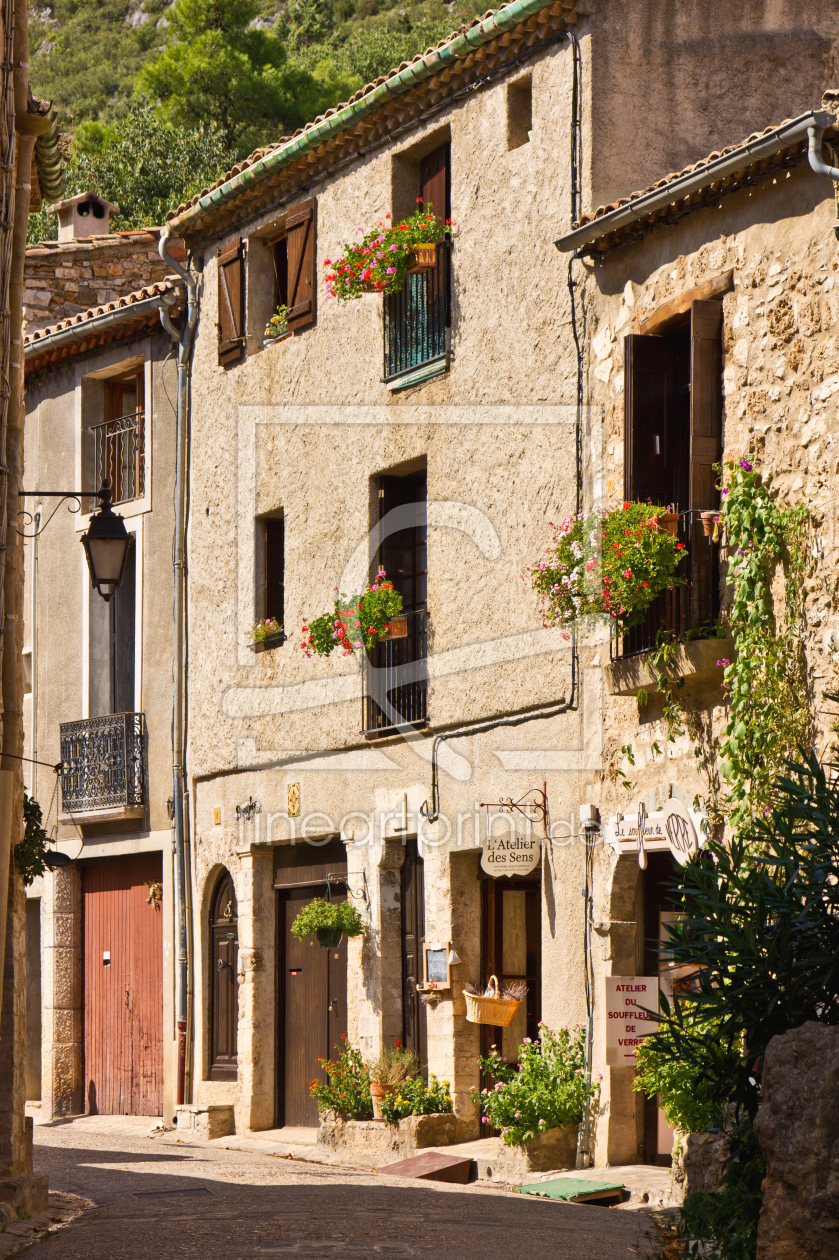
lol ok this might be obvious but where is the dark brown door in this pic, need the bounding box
[210,873,239,1081]
[279,889,347,1126]
[481,874,541,1064]
[643,852,678,1166]
[401,838,427,1066]
[83,854,163,1116]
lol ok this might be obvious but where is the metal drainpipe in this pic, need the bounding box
[807,123,839,183]
[158,229,198,1110]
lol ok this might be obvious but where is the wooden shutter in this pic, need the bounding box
[420,144,450,221]
[689,299,723,624]
[217,239,245,366]
[285,198,317,331]
[624,334,672,503]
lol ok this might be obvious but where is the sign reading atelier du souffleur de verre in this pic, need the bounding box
[605,976,660,1066]
[605,797,708,869]
[480,832,541,876]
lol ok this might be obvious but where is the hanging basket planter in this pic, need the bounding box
[463,975,524,1028]
[406,244,438,273]
[700,510,721,540]
[315,926,343,949]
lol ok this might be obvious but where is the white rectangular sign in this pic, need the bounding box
[605,976,660,1067]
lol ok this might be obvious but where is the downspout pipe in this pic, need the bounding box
[807,123,839,179]
[158,228,198,1110]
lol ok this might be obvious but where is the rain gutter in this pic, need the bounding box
[167,0,569,237]
[24,287,182,361]
[554,109,838,254]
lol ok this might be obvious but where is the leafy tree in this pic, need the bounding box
[28,106,231,241]
[136,0,344,155]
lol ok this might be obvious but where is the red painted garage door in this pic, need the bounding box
[83,855,164,1116]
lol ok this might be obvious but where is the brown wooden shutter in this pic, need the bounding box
[217,239,245,366]
[420,144,450,221]
[624,333,672,503]
[285,198,317,331]
[689,299,723,624]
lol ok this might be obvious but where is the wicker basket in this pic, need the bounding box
[463,975,524,1028]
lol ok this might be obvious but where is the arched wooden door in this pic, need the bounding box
[210,872,239,1080]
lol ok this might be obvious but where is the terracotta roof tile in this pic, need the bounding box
[25,278,184,348]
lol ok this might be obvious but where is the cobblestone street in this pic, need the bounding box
[19,1117,650,1259]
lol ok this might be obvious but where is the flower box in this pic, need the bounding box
[317,1112,457,1163]
[406,244,437,273]
[263,331,292,349]
[654,512,680,537]
[380,617,408,641]
[248,631,285,653]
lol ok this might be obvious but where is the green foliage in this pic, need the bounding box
[325,205,453,299]
[264,305,288,339]
[633,1015,730,1136]
[15,794,50,886]
[652,755,839,1121]
[310,1034,372,1118]
[529,503,687,633]
[27,105,230,241]
[367,1042,418,1087]
[379,1073,453,1124]
[473,1024,596,1147]
[290,897,365,940]
[717,459,811,828]
[300,569,402,657]
[245,617,283,642]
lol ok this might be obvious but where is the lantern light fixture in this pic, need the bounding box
[19,479,130,603]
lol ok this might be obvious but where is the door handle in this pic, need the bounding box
[125,989,129,1007]
[217,958,231,971]
[328,999,338,1015]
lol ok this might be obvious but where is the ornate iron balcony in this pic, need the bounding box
[92,408,145,505]
[59,712,147,815]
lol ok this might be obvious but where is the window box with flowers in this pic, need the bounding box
[324,206,454,301]
[299,569,402,658]
[527,501,688,633]
[246,617,285,653]
[263,304,291,349]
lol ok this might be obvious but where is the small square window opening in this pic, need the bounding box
[507,77,532,151]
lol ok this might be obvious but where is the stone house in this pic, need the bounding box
[553,97,839,1161]
[153,0,839,1166]
[22,273,184,1121]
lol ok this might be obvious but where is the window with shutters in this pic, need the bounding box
[254,513,285,648]
[384,142,451,390]
[619,300,722,657]
[217,239,246,366]
[247,198,318,352]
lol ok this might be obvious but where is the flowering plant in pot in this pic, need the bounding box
[324,203,453,301]
[300,569,402,658]
[264,304,288,340]
[527,501,687,632]
[290,898,365,948]
[366,1042,418,1119]
[245,617,284,645]
[310,1035,372,1120]
[472,1024,597,1147]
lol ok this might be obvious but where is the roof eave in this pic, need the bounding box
[555,109,837,255]
[24,286,183,363]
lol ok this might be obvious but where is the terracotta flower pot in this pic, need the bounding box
[370,1079,396,1120]
[654,512,679,537]
[700,510,719,538]
[406,244,438,273]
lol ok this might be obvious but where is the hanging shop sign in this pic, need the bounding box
[604,797,708,868]
[480,831,541,876]
[605,976,660,1067]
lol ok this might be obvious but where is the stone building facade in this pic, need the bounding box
[156,0,839,1165]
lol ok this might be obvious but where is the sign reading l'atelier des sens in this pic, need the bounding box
[605,976,660,1067]
[480,833,541,875]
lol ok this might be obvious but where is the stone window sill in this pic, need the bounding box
[604,637,734,697]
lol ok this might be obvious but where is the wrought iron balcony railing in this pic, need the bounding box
[92,409,145,505]
[59,712,147,815]
[383,245,449,384]
[362,609,428,734]
[610,510,719,660]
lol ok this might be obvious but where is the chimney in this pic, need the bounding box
[46,190,120,242]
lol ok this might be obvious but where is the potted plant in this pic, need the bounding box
[290,897,365,948]
[299,568,402,658]
[528,501,688,633]
[264,304,289,343]
[324,203,454,301]
[310,1035,372,1120]
[245,617,284,652]
[366,1043,418,1120]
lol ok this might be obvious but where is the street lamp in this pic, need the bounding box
[19,479,131,603]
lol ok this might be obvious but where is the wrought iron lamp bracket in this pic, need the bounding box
[480,781,550,838]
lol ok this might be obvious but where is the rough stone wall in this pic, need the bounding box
[754,1022,839,1260]
[0,879,31,1174]
[23,233,173,333]
[40,867,82,1120]
[581,154,839,1159]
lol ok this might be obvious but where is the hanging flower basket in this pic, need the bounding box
[380,616,408,641]
[300,569,402,658]
[463,975,525,1028]
[654,512,679,537]
[324,204,453,301]
[290,897,365,944]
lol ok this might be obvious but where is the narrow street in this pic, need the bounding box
[21,1117,650,1259]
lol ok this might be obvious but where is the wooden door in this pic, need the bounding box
[401,839,427,1066]
[643,851,679,1165]
[210,873,239,1081]
[279,889,347,1126]
[481,875,541,1064]
[83,854,163,1115]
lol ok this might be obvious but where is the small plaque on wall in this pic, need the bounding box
[287,783,300,817]
[420,941,451,991]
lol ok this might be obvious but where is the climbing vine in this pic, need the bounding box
[716,458,811,830]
